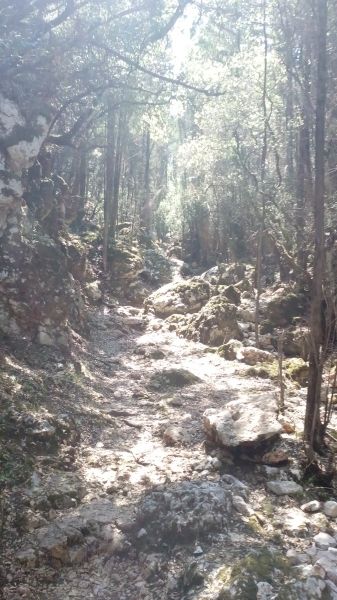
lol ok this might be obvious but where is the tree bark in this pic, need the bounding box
[103,98,116,272]
[304,0,328,452]
[141,126,152,235]
[255,0,268,348]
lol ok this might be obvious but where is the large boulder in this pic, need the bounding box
[0,231,78,347]
[135,480,231,547]
[180,297,243,346]
[201,263,247,286]
[144,277,210,318]
[264,287,308,328]
[281,326,310,358]
[203,395,282,449]
[109,245,145,290]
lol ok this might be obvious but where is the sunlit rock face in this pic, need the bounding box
[0,93,81,347]
[144,277,211,318]
[203,393,282,450]
[167,296,243,346]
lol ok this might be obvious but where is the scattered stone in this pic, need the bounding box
[266,480,303,496]
[261,449,289,466]
[218,338,244,360]
[314,532,337,549]
[264,288,308,328]
[301,501,322,514]
[232,495,254,516]
[16,548,38,568]
[323,501,337,518]
[149,367,201,389]
[203,396,281,450]
[27,471,87,510]
[85,281,102,302]
[315,556,337,584]
[193,545,204,556]
[163,425,189,446]
[278,416,296,434]
[137,528,147,539]
[256,581,275,599]
[286,548,309,565]
[282,508,309,536]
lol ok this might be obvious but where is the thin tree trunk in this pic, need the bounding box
[141,126,152,235]
[296,123,306,268]
[103,98,116,272]
[255,0,268,348]
[304,0,328,452]
[111,109,126,241]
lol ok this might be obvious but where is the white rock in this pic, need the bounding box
[203,396,282,449]
[293,563,326,579]
[286,548,310,565]
[282,508,309,535]
[232,495,254,516]
[137,528,147,539]
[323,501,337,518]
[301,500,322,513]
[314,532,337,550]
[315,557,337,584]
[256,581,274,599]
[267,480,303,496]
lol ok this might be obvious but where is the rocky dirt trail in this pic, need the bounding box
[2,265,337,600]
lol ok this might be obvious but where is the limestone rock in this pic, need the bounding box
[232,495,254,516]
[203,396,281,449]
[28,471,87,510]
[218,339,244,360]
[266,480,303,496]
[109,245,144,283]
[323,501,337,518]
[149,367,201,389]
[85,281,102,302]
[136,480,231,547]
[16,548,38,568]
[219,284,241,306]
[301,501,322,513]
[163,425,189,446]
[264,288,308,328]
[240,346,274,366]
[282,326,310,358]
[256,581,275,599]
[314,532,337,549]
[144,277,210,318]
[180,296,243,346]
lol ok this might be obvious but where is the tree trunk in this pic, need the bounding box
[304,0,328,452]
[296,123,306,268]
[255,0,268,348]
[110,109,125,241]
[103,98,116,272]
[141,126,152,235]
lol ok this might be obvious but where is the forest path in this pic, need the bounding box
[5,272,335,600]
[39,299,278,600]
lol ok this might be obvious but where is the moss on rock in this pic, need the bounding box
[216,548,292,600]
